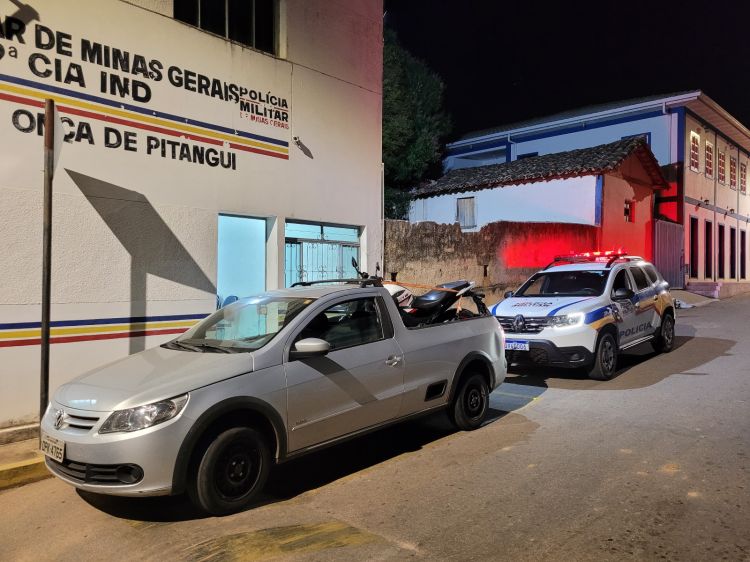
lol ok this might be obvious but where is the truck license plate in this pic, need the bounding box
[505,340,530,351]
[40,433,65,463]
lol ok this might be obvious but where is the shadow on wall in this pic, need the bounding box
[65,170,215,354]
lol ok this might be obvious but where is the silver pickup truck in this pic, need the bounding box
[40,280,506,515]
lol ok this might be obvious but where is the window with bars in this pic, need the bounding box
[689,132,700,172]
[456,197,476,229]
[741,163,747,195]
[624,200,635,223]
[730,157,737,189]
[174,0,276,54]
[718,152,726,184]
[705,142,714,178]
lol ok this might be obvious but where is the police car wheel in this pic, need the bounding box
[588,332,618,381]
[652,312,675,353]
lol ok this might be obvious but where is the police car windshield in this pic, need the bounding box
[515,270,609,297]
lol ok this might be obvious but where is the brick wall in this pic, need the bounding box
[384,220,599,303]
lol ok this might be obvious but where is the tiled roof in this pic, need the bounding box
[455,90,699,142]
[413,137,667,199]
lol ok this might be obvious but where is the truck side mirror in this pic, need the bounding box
[290,338,331,360]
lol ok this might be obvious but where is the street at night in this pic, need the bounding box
[2,295,748,561]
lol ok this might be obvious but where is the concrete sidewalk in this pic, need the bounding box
[671,289,716,308]
[0,438,50,492]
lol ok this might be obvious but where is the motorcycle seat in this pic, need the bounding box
[410,280,470,312]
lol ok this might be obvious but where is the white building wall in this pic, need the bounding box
[0,0,383,427]
[445,112,676,171]
[409,176,599,230]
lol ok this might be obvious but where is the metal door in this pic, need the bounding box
[654,220,685,288]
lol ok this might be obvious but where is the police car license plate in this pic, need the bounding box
[40,432,65,463]
[505,340,530,351]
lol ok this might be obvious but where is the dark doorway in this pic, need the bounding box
[689,217,699,278]
[718,224,725,279]
[704,220,713,279]
[730,227,737,279]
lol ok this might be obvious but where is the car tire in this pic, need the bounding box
[588,331,618,381]
[188,426,270,516]
[651,312,675,353]
[450,373,489,430]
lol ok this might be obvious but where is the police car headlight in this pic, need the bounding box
[550,312,584,328]
[99,394,189,434]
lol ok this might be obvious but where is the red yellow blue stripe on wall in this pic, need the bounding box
[0,314,208,348]
[0,73,289,160]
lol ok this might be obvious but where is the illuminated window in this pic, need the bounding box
[730,157,737,189]
[689,132,700,172]
[705,142,714,178]
[624,200,635,223]
[174,0,277,54]
[456,197,476,229]
[718,152,726,184]
[741,163,747,195]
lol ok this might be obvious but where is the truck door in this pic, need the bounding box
[284,296,404,452]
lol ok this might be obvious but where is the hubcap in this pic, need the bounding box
[215,441,260,501]
[601,339,615,373]
[664,318,674,346]
[466,386,484,416]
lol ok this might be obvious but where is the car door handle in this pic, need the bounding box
[385,355,403,367]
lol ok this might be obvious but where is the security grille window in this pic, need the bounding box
[730,157,738,190]
[456,197,476,229]
[705,142,714,178]
[689,132,700,172]
[718,152,726,184]
[742,163,747,195]
[174,0,276,54]
[284,221,360,286]
[624,200,635,223]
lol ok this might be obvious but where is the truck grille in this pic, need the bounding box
[496,316,550,334]
[62,412,100,430]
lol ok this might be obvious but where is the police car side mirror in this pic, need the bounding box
[613,288,634,301]
[504,291,514,298]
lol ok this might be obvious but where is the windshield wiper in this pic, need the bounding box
[162,340,203,352]
[188,342,237,354]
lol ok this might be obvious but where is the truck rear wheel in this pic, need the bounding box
[450,373,489,430]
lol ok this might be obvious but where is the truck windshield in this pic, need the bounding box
[515,270,609,297]
[167,296,316,352]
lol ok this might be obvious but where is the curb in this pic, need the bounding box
[0,455,51,492]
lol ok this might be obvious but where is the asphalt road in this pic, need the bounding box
[1,295,749,561]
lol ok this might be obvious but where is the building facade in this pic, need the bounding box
[0,0,383,429]
[440,92,750,297]
[409,138,667,267]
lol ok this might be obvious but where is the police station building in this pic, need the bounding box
[0,0,384,431]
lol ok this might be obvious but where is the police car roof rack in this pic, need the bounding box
[291,278,383,288]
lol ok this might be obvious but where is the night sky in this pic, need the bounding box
[384,1,750,141]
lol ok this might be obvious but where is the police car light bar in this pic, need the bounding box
[544,249,631,269]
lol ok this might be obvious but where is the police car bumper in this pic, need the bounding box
[505,339,595,368]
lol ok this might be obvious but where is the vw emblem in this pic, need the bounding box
[54,409,65,430]
[512,314,526,332]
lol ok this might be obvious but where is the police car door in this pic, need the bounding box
[628,265,659,341]
[610,268,640,347]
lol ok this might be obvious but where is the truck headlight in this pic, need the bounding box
[550,312,584,328]
[99,394,189,434]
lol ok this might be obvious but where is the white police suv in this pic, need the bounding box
[491,252,675,380]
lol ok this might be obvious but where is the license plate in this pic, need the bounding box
[40,432,65,463]
[505,340,530,351]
